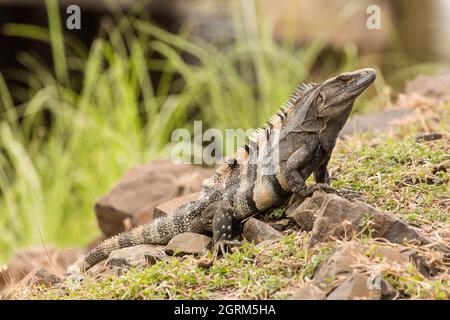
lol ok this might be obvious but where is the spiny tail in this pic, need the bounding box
[67,200,206,274]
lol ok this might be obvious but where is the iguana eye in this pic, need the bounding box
[339,75,353,85]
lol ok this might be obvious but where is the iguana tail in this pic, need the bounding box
[66,200,206,274]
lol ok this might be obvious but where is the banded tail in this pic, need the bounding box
[66,200,207,274]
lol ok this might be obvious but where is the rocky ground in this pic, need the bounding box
[0,71,449,300]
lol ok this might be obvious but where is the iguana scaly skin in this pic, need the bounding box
[67,68,376,274]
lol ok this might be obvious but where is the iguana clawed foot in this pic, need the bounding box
[215,239,242,256]
[297,183,338,197]
[297,184,364,201]
[198,239,242,269]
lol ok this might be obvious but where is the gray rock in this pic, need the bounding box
[106,244,168,269]
[406,69,450,100]
[286,191,327,231]
[165,232,212,256]
[2,268,61,299]
[309,194,427,247]
[95,160,212,237]
[268,218,292,231]
[314,243,369,288]
[5,246,82,287]
[19,268,61,288]
[400,248,440,277]
[243,218,282,245]
[367,274,398,300]
[290,284,327,300]
[415,133,444,142]
[86,261,109,277]
[313,243,406,299]
[341,108,415,136]
[327,272,381,300]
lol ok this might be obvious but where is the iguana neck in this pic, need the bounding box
[318,102,353,151]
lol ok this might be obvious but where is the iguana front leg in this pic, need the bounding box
[314,161,331,185]
[285,147,336,197]
[313,158,363,200]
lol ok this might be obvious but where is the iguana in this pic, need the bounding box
[67,68,376,274]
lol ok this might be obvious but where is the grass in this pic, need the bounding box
[20,236,449,300]
[331,102,449,225]
[10,97,450,300]
[22,232,333,300]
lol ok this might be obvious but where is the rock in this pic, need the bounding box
[268,218,292,231]
[106,245,168,269]
[2,268,61,299]
[314,243,369,288]
[326,272,396,300]
[17,268,61,288]
[313,242,413,299]
[286,191,327,231]
[5,246,82,286]
[165,233,212,256]
[95,160,212,236]
[340,108,415,136]
[374,246,410,265]
[415,132,444,142]
[370,213,427,245]
[290,284,327,300]
[327,272,381,300]
[285,194,308,215]
[309,194,427,247]
[153,192,200,219]
[368,274,398,300]
[400,248,440,277]
[86,261,109,278]
[242,218,282,245]
[406,69,450,100]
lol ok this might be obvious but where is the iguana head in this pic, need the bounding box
[288,68,376,144]
[314,68,376,117]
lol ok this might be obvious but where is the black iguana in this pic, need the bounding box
[67,68,376,274]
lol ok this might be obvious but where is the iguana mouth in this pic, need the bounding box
[347,68,376,94]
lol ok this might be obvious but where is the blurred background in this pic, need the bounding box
[0,0,449,262]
